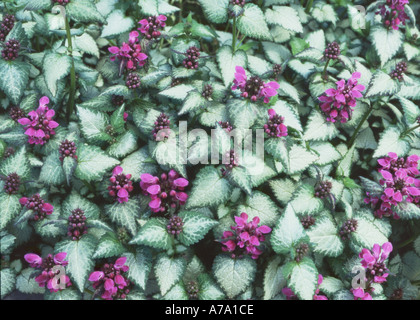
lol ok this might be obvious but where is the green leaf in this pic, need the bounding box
[264,138,289,171]
[272,100,302,132]
[269,178,297,205]
[120,147,158,182]
[398,96,420,125]
[213,255,256,299]
[155,254,186,295]
[277,80,301,104]
[1,269,15,298]
[43,52,71,97]
[394,201,420,220]
[263,256,286,300]
[77,106,111,143]
[289,184,323,216]
[198,274,225,300]
[303,110,339,141]
[237,4,271,40]
[100,10,134,38]
[319,276,344,295]
[55,235,97,292]
[271,204,306,254]
[163,283,188,300]
[16,268,44,294]
[307,217,344,257]
[62,191,100,219]
[124,248,152,290]
[66,0,105,23]
[237,191,279,227]
[92,232,125,259]
[45,289,82,300]
[350,216,389,253]
[62,156,77,186]
[39,152,65,186]
[311,142,341,166]
[284,258,318,300]
[159,84,195,101]
[373,126,410,158]
[105,198,140,236]
[228,99,258,129]
[217,46,247,87]
[186,166,232,209]
[0,146,30,178]
[265,6,303,33]
[130,218,172,250]
[178,211,218,246]
[0,233,16,253]
[229,166,252,195]
[17,0,51,11]
[0,60,30,104]
[72,33,100,58]
[403,42,420,61]
[365,71,399,98]
[107,131,138,159]
[336,144,357,177]
[370,25,403,66]
[290,38,309,55]
[0,194,21,231]
[288,144,317,174]
[179,91,206,115]
[197,0,229,24]
[75,144,119,182]
[402,252,420,282]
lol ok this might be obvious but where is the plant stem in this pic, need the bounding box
[322,59,330,80]
[232,16,237,52]
[305,0,314,13]
[401,124,420,137]
[258,0,263,7]
[347,104,373,148]
[64,15,76,122]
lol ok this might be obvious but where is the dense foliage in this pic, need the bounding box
[1,0,420,300]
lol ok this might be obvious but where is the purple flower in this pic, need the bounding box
[313,274,328,300]
[108,166,134,203]
[67,208,88,241]
[140,170,189,213]
[0,14,15,42]
[108,31,148,71]
[352,287,373,300]
[88,257,131,300]
[376,0,409,30]
[264,109,288,137]
[360,242,393,283]
[24,252,72,292]
[19,194,54,221]
[18,96,59,145]
[221,212,271,259]
[1,38,20,61]
[232,66,280,103]
[138,15,167,40]
[318,72,365,123]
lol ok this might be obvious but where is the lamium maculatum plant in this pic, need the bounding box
[0,0,419,302]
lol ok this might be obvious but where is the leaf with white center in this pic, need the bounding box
[0,233,16,253]
[265,6,303,33]
[278,80,300,104]
[197,0,229,24]
[271,204,306,254]
[62,156,77,185]
[370,25,403,66]
[107,131,138,159]
[71,33,99,58]
[228,99,258,129]
[0,146,30,178]
[17,0,51,11]
[155,254,186,295]
[0,60,30,104]
[159,84,195,101]
[319,277,344,295]
[336,144,356,178]
[398,96,420,125]
[0,194,21,231]
[43,52,71,97]
[16,268,44,294]
[237,4,271,40]
[237,191,279,227]
[217,46,247,87]
[402,252,420,282]
[152,137,186,177]
[312,3,337,25]
[229,166,252,195]
[1,269,16,298]
[289,184,323,216]
[304,30,325,52]
[311,142,341,166]
[394,202,420,220]
[77,106,111,143]
[403,42,420,61]
[355,127,378,150]
[304,110,339,141]
[263,256,286,300]
[288,144,317,174]
[247,55,271,77]
[307,217,343,257]
[92,232,125,259]
[100,10,134,38]
[120,147,158,183]
[264,138,289,172]
[284,258,318,300]
[272,100,302,132]
[186,166,232,209]
[75,144,119,182]
[198,274,225,300]
[269,178,297,205]
[262,42,291,64]
[199,102,228,127]
[179,91,206,115]
[365,71,399,98]
[55,235,96,292]
[63,192,100,219]
[130,218,172,250]
[124,248,152,290]
[163,283,188,300]
[350,217,388,253]
[359,176,383,197]
[100,84,131,97]
[39,151,65,186]
[66,0,105,23]
[373,126,410,158]
[213,255,256,299]
[105,198,140,236]
[45,289,81,300]
[191,20,216,39]
[288,59,317,78]
[178,211,218,246]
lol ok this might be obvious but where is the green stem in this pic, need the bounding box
[305,0,314,14]
[232,16,237,52]
[258,0,263,7]
[236,35,247,50]
[322,59,330,80]
[401,124,420,137]
[347,104,373,148]
[300,0,305,5]
[64,15,76,122]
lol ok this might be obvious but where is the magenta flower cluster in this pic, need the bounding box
[221,212,271,259]
[140,170,189,213]
[88,257,131,300]
[138,15,167,40]
[377,0,410,30]
[232,66,280,103]
[264,109,288,137]
[17,96,59,145]
[109,31,148,71]
[364,152,420,219]
[318,72,365,123]
[108,166,134,203]
[24,252,71,292]
[19,194,54,221]
[0,14,15,42]
[352,242,393,300]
